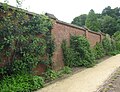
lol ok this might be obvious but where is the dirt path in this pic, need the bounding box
[36,54,120,92]
[98,67,120,92]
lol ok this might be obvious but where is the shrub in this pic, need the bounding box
[70,35,95,67]
[62,36,96,68]
[0,5,53,76]
[111,39,117,51]
[56,66,72,77]
[112,31,120,42]
[0,74,45,92]
[108,50,120,56]
[115,41,120,51]
[102,37,112,55]
[112,31,120,52]
[61,40,82,67]
[43,69,59,81]
[112,31,120,51]
[70,35,90,53]
[32,76,45,90]
[102,34,120,55]
[82,49,96,67]
[60,66,72,74]
[93,42,105,59]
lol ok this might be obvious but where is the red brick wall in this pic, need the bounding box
[0,5,105,73]
[87,31,101,47]
[51,20,105,70]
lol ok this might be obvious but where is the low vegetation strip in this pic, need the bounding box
[62,34,120,69]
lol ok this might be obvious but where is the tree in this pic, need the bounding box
[113,7,120,20]
[102,6,112,16]
[102,6,120,20]
[116,19,120,32]
[101,6,120,35]
[71,14,87,27]
[85,9,100,32]
[100,15,117,35]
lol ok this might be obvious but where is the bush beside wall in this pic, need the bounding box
[62,35,96,68]
[62,34,120,68]
[0,4,53,91]
[92,42,105,59]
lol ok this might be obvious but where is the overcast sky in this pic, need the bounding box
[0,0,120,23]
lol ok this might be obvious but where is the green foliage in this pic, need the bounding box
[70,35,96,67]
[98,33,120,56]
[42,66,72,81]
[85,9,100,32]
[72,6,120,35]
[70,35,90,51]
[102,36,112,55]
[100,15,117,36]
[98,6,120,35]
[46,38,55,68]
[112,31,120,42]
[61,40,81,67]
[62,35,96,68]
[108,50,120,56]
[115,42,120,51]
[0,5,55,92]
[32,75,45,90]
[60,66,72,74]
[102,6,113,16]
[111,39,117,51]
[116,19,120,31]
[112,31,120,51]
[43,69,59,81]
[71,14,87,27]
[102,6,120,20]
[93,42,105,59]
[0,6,53,75]
[0,74,45,92]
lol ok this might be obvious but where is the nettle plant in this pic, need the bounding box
[0,7,53,75]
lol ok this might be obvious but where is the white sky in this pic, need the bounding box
[0,0,120,23]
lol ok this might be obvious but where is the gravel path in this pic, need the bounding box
[36,54,120,92]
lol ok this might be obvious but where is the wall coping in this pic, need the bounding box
[56,20,86,31]
[56,19,105,36]
[45,13,105,36]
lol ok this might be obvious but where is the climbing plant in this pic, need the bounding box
[61,40,80,67]
[0,5,53,75]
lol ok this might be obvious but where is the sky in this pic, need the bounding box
[0,0,120,23]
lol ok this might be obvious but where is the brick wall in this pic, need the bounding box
[87,31,101,47]
[0,3,105,73]
[51,19,105,70]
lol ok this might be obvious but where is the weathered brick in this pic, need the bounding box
[51,20,105,70]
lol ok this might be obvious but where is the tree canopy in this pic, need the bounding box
[71,6,120,35]
[100,15,117,35]
[85,9,100,32]
[71,14,87,27]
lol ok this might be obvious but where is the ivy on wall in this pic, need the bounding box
[0,6,54,75]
